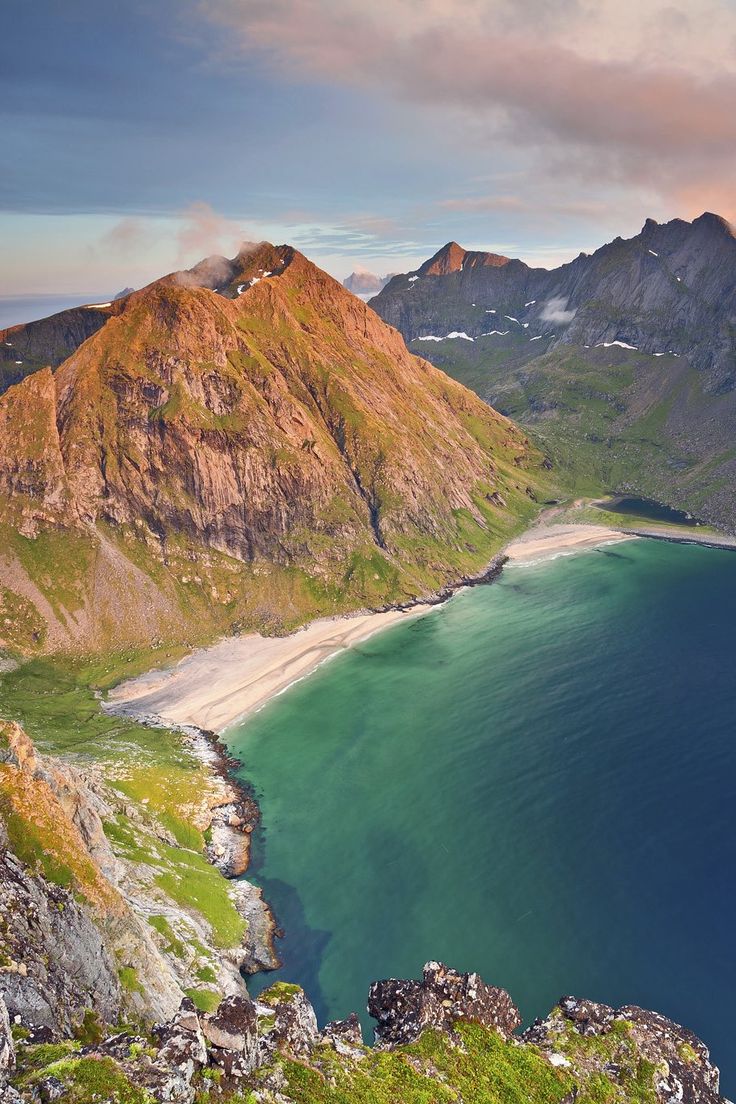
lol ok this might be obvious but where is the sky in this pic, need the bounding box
[3,0,736,296]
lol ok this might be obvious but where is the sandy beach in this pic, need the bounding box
[504,523,637,561]
[107,524,637,734]
[106,604,435,734]
[107,517,735,738]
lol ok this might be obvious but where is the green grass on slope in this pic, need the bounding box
[275,1021,656,1104]
[0,658,246,950]
[428,342,736,527]
[12,1015,662,1104]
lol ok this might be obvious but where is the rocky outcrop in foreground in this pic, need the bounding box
[0,721,277,1036]
[1,962,724,1104]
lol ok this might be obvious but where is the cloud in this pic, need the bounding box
[540,296,576,324]
[99,217,149,254]
[197,0,736,218]
[176,200,254,262]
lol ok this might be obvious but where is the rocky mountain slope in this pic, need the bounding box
[370,214,736,529]
[0,960,723,1103]
[0,243,551,655]
[0,718,276,1034]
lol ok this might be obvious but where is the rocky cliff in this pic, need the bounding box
[370,214,736,529]
[372,214,736,382]
[0,720,277,1040]
[0,303,118,394]
[0,243,551,655]
[0,961,724,1104]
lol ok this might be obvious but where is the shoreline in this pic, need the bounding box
[107,604,436,735]
[106,518,736,737]
[104,513,736,983]
[504,523,637,562]
[105,552,509,736]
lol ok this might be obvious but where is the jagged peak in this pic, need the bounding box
[640,211,734,240]
[419,241,468,276]
[159,242,297,297]
[692,211,734,236]
[418,241,514,277]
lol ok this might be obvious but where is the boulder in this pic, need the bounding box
[256,984,318,1059]
[156,1000,207,1070]
[558,996,616,1036]
[368,961,521,1046]
[202,994,257,1054]
[322,1012,364,1058]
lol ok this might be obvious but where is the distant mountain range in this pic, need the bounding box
[370,213,736,531]
[342,269,393,296]
[0,244,549,654]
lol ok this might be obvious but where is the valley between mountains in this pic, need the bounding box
[370,213,736,532]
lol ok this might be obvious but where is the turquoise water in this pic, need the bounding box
[226,539,736,1086]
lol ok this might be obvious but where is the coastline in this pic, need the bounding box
[103,513,736,984]
[106,518,736,738]
[105,552,510,735]
[504,523,636,561]
[107,604,436,734]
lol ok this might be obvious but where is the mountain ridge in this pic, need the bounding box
[372,211,736,379]
[0,243,551,654]
[370,212,736,530]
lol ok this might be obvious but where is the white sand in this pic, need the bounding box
[107,524,643,736]
[504,523,637,562]
[106,605,434,734]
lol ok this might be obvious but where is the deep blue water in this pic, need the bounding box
[226,539,736,1088]
[595,495,699,526]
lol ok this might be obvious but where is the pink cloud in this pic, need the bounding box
[197,0,736,218]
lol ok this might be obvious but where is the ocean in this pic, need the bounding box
[226,538,736,1088]
[0,294,108,330]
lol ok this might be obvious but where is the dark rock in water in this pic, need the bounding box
[368,960,522,1046]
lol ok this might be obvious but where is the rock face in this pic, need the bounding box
[371,213,736,531]
[4,965,725,1104]
[0,848,122,1033]
[523,994,723,1104]
[368,960,522,1046]
[372,213,736,386]
[0,242,547,653]
[256,983,320,1059]
[0,722,271,1034]
[0,303,117,393]
[0,993,15,1087]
